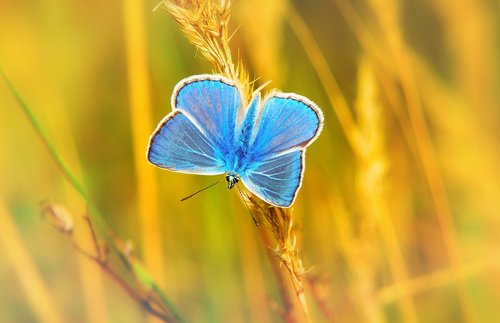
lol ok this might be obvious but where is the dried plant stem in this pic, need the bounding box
[286,4,359,150]
[306,276,335,321]
[257,204,312,323]
[336,0,478,319]
[332,0,422,180]
[0,201,64,323]
[162,0,252,98]
[294,287,312,323]
[397,39,475,322]
[428,0,496,116]
[260,228,295,322]
[261,227,313,323]
[161,1,312,322]
[70,217,179,323]
[123,0,165,291]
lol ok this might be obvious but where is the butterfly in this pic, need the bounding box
[147,74,324,208]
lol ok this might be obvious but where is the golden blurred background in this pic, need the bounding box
[1,0,499,322]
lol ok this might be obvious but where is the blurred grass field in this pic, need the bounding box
[1,0,500,322]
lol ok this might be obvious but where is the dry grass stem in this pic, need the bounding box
[286,3,360,150]
[42,202,181,323]
[233,0,287,83]
[285,4,415,321]
[123,0,166,294]
[160,0,312,321]
[159,0,252,99]
[306,275,335,321]
[252,199,312,323]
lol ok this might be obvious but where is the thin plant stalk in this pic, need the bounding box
[0,67,129,265]
[123,0,166,291]
[285,3,360,150]
[260,228,296,322]
[0,67,109,237]
[332,0,422,165]
[158,0,312,321]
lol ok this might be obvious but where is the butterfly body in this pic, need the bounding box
[147,74,324,207]
[225,174,239,189]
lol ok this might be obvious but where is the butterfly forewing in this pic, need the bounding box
[147,111,226,175]
[174,75,242,154]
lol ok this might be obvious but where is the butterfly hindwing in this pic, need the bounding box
[147,110,226,175]
[241,150,304,207]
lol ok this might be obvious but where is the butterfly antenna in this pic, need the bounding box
[180,178,224,201]
[235,184,259,226]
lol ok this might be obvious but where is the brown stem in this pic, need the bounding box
[83,213,101,259]
[73,245,171,322]
[260,227,297,323]
[291,279,312,323]
[68,216,180,323]
[306,276,335,322]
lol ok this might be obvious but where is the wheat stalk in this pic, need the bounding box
[161,0,252,99]
[158,0,311,321]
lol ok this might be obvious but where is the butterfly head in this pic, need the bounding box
[225,173,239,189]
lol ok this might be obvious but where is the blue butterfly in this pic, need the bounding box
[147,74,324,208]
